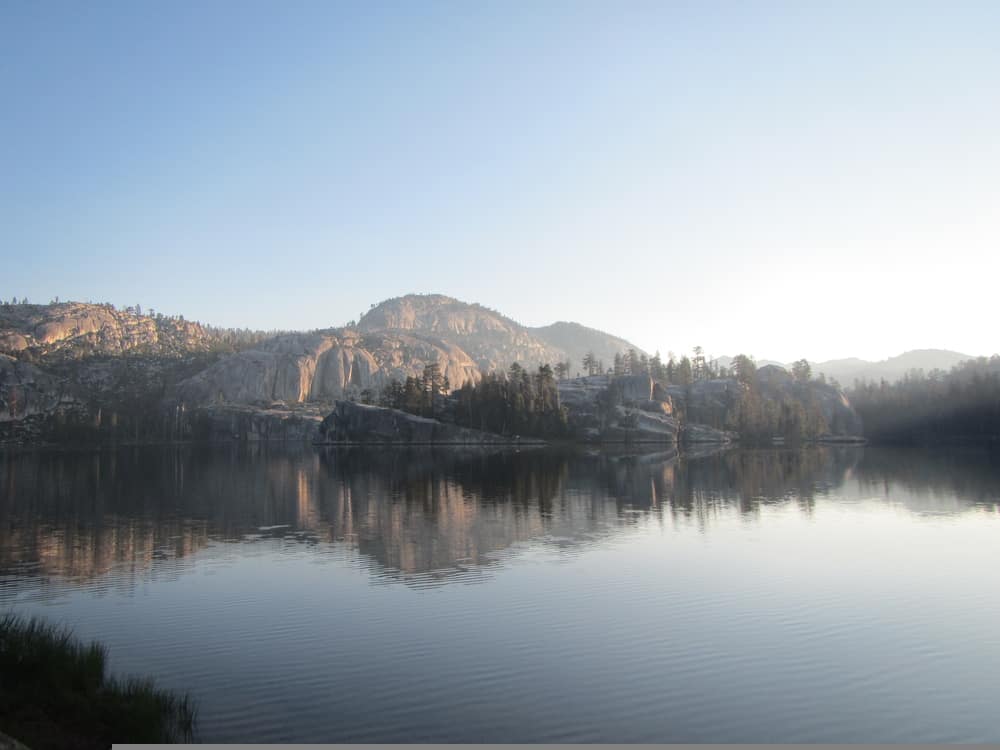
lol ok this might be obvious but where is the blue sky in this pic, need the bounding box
[3,1,998,362]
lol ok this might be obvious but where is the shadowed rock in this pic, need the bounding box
[318,400,530,444]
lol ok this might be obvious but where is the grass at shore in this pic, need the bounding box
[0,614,195,749]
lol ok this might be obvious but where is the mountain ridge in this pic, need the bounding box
[715,349,980,386]
[808,349,976,385]
[0,293,952,445]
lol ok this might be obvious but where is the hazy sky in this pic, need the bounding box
[3,1,998,362]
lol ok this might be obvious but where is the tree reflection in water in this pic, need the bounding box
[1,444,997,590]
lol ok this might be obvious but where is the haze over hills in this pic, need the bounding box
[807,350,976,386]
[528,321,643,375]
[715,350,979,387]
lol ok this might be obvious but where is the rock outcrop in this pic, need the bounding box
[358,294,570,372]
[0,297,865,446]
[173,295,647,410]
[358,294,652,374]
[0,302,212,361]
[318,400,526,444]
[177,330,480,406]
[193,404,325,442]
[178,333,379,405]
[558,374,680,442]
[664,366,863,440]
[0,354,74,422]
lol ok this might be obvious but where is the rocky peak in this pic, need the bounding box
[175,329,481,407]
[358,294,564,372]
[359,294,521,336]
[0,302,212,361]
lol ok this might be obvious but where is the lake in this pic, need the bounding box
[1,444,999,743]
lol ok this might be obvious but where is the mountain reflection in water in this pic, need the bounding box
[2,444,1000,743]
[2,445,997,591]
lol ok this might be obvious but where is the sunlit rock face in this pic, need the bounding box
[176,331,480,406]
[356,331,480,392]
[359,296,647,374]
[0,302,211,360]
[358,294,566,372]
[1,297,648,432]
[0,298,865,443]
[178,334,373,403]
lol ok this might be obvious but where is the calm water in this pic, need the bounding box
[2,444,999,743]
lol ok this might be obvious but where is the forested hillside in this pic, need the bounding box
[849,357,1000,443]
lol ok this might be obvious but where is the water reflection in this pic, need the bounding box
[1,444,998,593]
[3,444,1000,744]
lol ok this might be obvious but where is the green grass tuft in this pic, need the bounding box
[0,613,196,749]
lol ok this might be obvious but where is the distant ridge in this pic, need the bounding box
[810,349,975,385]
[713,349,979,386]
[529,321,646,375]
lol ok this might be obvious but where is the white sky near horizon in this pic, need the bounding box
[2,2,998,363]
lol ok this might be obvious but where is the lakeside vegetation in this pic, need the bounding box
[375,363,569,439]
[849,356,1000,444]
[0,614,196,750]
[374,352,836,444]
[370,349,1000,446]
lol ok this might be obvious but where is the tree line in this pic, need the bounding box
[849,357,1000,443]
[372,348,830,444]
[376,362,568,438]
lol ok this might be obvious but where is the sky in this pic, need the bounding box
[2,1,998,363]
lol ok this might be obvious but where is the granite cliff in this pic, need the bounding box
[0,302,214,361]
[359,295,646,374]
[176,294,648,409]
[358,294,568,372]
[175,329,480,406]
[0,296,862,446]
